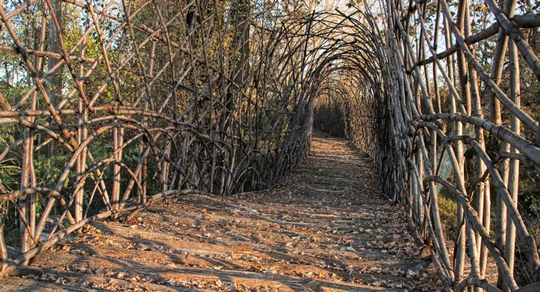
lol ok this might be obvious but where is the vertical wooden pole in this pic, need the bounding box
[505,36,520,283]
[0,217,6,274]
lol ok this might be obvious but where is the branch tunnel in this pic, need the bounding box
[0,0,539,289]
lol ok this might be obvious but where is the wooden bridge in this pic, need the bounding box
[1,0,539,291]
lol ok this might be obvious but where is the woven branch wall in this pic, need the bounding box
[312,0,540,289]
[0,0,320,269]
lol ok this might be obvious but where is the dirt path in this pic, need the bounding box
[2,133,443,291]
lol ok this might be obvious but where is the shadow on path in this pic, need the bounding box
[3,132,443,291]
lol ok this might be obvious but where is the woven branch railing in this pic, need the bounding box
[0,0,330,275]
[313,0,540,290]
[386,0,540,286]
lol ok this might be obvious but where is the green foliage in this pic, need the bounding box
[34,154,70,188]
[519,165,540,218]
[437,188,458,241]
[0,201,20,247]
[0,161,20,192]
[0,123,22,192]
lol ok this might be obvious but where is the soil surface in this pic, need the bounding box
[2,133,444,291]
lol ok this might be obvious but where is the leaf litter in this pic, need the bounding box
[5,132,443,291]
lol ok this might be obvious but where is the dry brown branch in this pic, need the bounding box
[457,276,503,292]
[411,13,540,69]
[0,92,10,111]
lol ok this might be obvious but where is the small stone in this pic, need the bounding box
[412,263,424,271]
